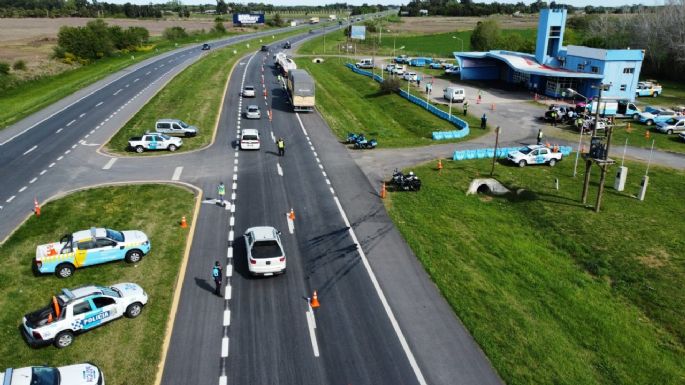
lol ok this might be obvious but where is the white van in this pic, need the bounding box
[355,58,374,69]
[444,87,466,103]
[240,129,260,150]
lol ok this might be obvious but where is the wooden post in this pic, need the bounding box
[581,159,592,204]
[490,126,500,176]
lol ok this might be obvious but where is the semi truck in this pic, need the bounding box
[274,52,297,77]
[287,69,315,112]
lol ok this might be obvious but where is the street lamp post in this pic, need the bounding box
[452,36,464,52]
[566,87,588,178]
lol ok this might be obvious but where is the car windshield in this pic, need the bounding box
[248,107,259,112]
[106,229,124,242]
[179,121,189,128]
[665,118,677,124]
[101,286,122,298]
[160,134,171,140]
[245,86,254,91]
[251,240,282,259]
[520,147,534,155]
[31,367,60,385]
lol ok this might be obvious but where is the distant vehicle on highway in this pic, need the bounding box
[34,227,150,278]
[21,283,148,348]
[243,85,256,97]
[283,41,291,49]
[244,226,286,276]
[155,118,198,137]
[507,145,563,167]
[261,45,269,52]
[1,363,104,385]
[201,43,210,50]
[240,129,260,150]
[245,105,261,119]
[128,133,182,153]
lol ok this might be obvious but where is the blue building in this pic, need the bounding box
[454,8,645,101]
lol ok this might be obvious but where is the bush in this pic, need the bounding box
[211,21,226,34]
[0,62,10,75]
[163,26,188,40]
[380,77,402,94]
[12,60,27,71]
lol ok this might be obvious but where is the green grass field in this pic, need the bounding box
[0,31,241,131]
[296,58,488,147]
[386,158,685,385]
[635,79,685,108]
[298,29,536,58]
[0,184,196,385]
[106,29,303,155]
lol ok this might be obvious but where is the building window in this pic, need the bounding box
[512,71,530,85]
[577,63,585,71]
[620,84,627,91]
[591,66,599,74]
[623,67,635,74]
[549,26,561,37]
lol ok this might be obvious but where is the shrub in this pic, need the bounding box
[163,26,188,40]
[0,62,10,75]
[12,60,27,71]
[380,77,402,93]
[211,21,226,34]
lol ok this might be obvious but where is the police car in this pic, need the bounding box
[34,227,150,278]
[1,363,104,385]
[21,283,148,348]
[507,145,563,167]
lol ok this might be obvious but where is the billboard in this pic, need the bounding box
[350,26,366,40]
[232,13,265,25]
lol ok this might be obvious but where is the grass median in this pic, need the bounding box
[295,57,489,148]
[106,29,303,155]
[385,157,685,385]
[0,184,196,385]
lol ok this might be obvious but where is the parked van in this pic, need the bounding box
[443,87,466,103]
[356,58,374,69]
[240,129,260,150]
[155,119,198,137]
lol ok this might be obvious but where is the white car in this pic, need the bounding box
[1,364,104,385]
[22,283,148,348]
[240,129,260,150]
[391,66,405,76]
[243,85,256,98]
[244,226,286,276]
[655,117,685,134]
[403,72,418,82]
[507,145,563,167]
[128,133,182,153]
[245,105,261,119]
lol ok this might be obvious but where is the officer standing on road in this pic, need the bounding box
[550,110,557,127]
[277,137,285,156]
[212,261,223,296]
[463,101,469,116]
[217,182,226,206]
[480,113,487,129]
[537,128,544,145]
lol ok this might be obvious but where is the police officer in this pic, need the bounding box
[217,182,226,206]
[463,101,469,116]
[550,109,557,126]
[537,128,544,145]
[277,137,285,156]
[480,113,487,129]
[211,261,223,296]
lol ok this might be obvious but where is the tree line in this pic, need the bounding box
[399,0,651,17]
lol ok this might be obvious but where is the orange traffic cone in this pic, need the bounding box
[626,122,632,133]
[34,198,40,216]
[180,216,188,228]
[310,290,320,309]
[645,130,651,139]
[380,182,387,199]
[491,103,496,111]
[437,159,443,172]
[289,208,295,221]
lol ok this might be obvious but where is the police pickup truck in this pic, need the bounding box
[1,364,104,385]
[507,145,563,167]
[34,227,150,278]
[21,283,148,348]
[128,132,182,153]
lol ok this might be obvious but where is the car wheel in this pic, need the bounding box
[646,120,654,126]
[168,144,177,152]
[653,92,659,97]
[549,158,557,167]
[54,330,74,348]
[667,129,673,135]
[633,113,639,120]
[135,146,144,153]
[125,302,144,318]
[185,132,192,138]
[518,160,527,168]
[55,263,75,278]
[125,249,143,263]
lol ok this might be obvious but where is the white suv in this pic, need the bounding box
[240,129,260,150]
[244,226,286,276]
[1,364,104,385]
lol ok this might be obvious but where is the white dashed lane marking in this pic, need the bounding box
[22,145,37,156]
[113,89,122,95]
[29,177,37,184]
[18,186,27,193]
[66,120,75,127]
[55,128,63,134]
[79,113,85,118]
[96,101,104,107]
[6,196,15,203]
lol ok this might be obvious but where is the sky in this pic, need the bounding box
[103,0,660,7]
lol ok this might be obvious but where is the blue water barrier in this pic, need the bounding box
[344,63,469,140]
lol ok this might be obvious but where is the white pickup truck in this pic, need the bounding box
[1,364,104,385]
[128,133,182,153]
[507,145,563,167]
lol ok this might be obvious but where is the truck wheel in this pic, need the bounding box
[125,302,144,318]
[135,146,145,153]
[55,263,75,278]
[54,331,74,348]
[667,129,673,135]
[653,92,659,97]
[646,120,654,126]
[632,113,639,120]
[125,249,143,263]
[518,160,527,168]
[549,159,557,167]
[168,144,177,152]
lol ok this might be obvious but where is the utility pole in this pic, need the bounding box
[491,126,500,176]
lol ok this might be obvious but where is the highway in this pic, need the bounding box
[0,13,504,385]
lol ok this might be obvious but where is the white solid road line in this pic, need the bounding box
[221,337,229,357]
[171,166,183,181]
[22,145,37,156]
[306,306,320,357]
[113,89,122,95]
[95,101,104,107]
[223,310,231,326]
[295,112,428,384]
[66,119,76,127]
[277,163,283,176]
[219,376,227,385]
[102,158,117,170]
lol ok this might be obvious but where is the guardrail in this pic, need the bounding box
[345,63,469,139]
[453,146,573,161]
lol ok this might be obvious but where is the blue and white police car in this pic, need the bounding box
[21,283,148,348]
[1,363,103,385]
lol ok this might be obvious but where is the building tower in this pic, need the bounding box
[535,8,567,65]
